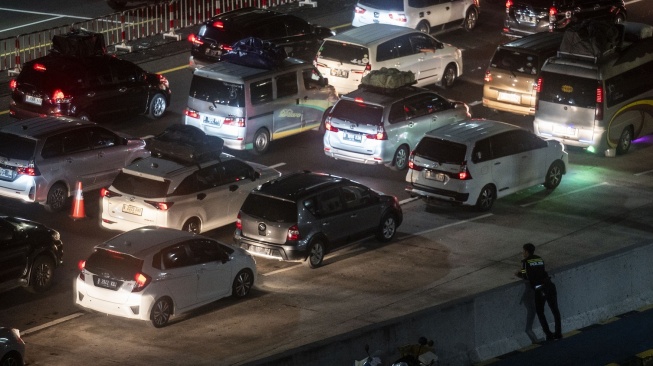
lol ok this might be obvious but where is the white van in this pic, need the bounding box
[184,58,337,154]
[315,24,463,95]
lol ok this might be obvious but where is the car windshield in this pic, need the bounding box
[414,137,467,165]
[111,171,171,198]
[189,76,245,107]
[490,49,539,75]
[358,0,404,11]
[538,71,597,108]
[18,60,85,92]
[331,100,384,126]
[241,194,297,223]
[0,133,36,160]
[318,41,369,66]
[85,248,143,281]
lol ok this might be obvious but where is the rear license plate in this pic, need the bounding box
[205,49,222,57]
[251,245,272,256]
[330,68,349,78]
[425,170,446,182]
[498,92,521,104]
[0,168,14,179]
[93,276,120,290]
[343,131,362,142]
[553,125,577,136]
[518,14,536,23]
[203,116,221,126]
[25,95,43,106]
[122,204,143,216]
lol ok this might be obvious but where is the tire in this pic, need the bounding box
[44,183,68,213]
[390,145,410,171]
[182,218,201,234]
[475,184,496,212]
[463,8,478,31]
[376,212,398,242]
[147,93,167,119]
[149,297,172,328]
[616,127,633,155]
[251,129,270,155]
[304,238,326,269]
[0,353,23,366]
[416,21,431,34]
[232,269,254,298]
[441,64,457,89]
[27,256,55,293]
[544,161,563,190]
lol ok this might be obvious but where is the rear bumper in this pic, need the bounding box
[234,232,307,262]
[406,183,471,205]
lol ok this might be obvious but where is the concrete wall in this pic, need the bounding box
[246,242,653,366]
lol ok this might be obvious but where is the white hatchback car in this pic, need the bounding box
[406,119,568,211]
[75,226,257,327]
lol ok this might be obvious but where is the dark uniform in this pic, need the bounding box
[518,253,562,340]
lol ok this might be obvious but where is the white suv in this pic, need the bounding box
[406,119,568,211]
[315,24,463,95]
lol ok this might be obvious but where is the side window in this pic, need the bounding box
[87,62,113,87]
[89,127,120,149]
[393,35,414,57]
[489,132,519,158]
[111,59,143,83]
[302,67,324,90]
[219,159,253,185]
[472,138,493,163]
[62,130,90,154]
[341,184,372,209]
[251,78,273,105]
[284,16,311,34]
[255,21,287,38]
[41,135,64,159]
[388,102,408,124]
[316,188,345,216]
[276,72,299,98]
[162,244,192,269]
[175,170,212,195]
[303,196,319,216]
[377,39,400,62]
[409,33,437,54]
[188,239,227,265]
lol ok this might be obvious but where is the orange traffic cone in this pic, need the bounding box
[70,181,86,220]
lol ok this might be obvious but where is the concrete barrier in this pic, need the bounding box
[246,242,653,365]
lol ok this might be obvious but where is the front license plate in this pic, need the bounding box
[553,125,577,137]
[94,276,120,290]
[25,95,43,106]
[425,170,446,182]
[122,204,143,216]
[330,68,349,78]
[343,131,362,142]
[0,168,14,179]
[498,92,521,104]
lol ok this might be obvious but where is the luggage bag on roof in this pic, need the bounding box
[146,125,224,164]
[361,67,416,89]
[52,29,107,57]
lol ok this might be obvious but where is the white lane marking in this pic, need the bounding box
[634,169,653,176]
[409,213,493,237]
[399,197,419,205]
[22,312,85,336]
[0,7,92,19]
[0,17,65,33]
[269,162,286,169]
[468,100,482,106]
[520,182,610,207]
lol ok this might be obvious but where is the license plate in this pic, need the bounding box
[93,276,120,290]
[330,68,349,78]
[553,125,577,137]
[0,168,14,179]
[203,117,221,126]
[205,49,222,57]
[25,95,43,106]
[343,131,362,142]
[425,170,446,182]
[518,14,535,23]
[498,92,521,104]
[122,204,143,216]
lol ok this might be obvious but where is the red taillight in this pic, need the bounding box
[33,63,46,71]
[132,272,151,292]
[188,33,203,45]
[407,151,422,171]
[17,164,40,176]
[222,45,232,51]
[535,77,543,110]
[325,119,338,132]
[9,79,17,90]
[100,187,121,198]
[223,116,245,127]
[365,63,371,71]
[184,108,200,119]
[51,89,71,103]
[287,224,300,241]
[235,212,242,230]
[354,6,365,14]
[549,6,557,17]
[458,163,472,180]
[78,260,86,271]
[505,0,513,12]
[366,126,387,140]
[144,201,174,211]
[595,84,604,120]
[212,21,224,29]
[484,70,492,83]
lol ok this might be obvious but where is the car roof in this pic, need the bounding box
[499,31,564,53]
[342,85,436,105]
[0,116,96,139]
[97,226,203,257]
[206,7,286,26]
[425,119,521,144]
[256,171,346,200]
[120,153,239,181]
[324,24,422,47]
[193,57,309,82]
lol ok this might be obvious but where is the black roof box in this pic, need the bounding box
[52,29,107,57]
[221,37,288,69]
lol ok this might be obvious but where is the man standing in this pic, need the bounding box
[515,243,562,341]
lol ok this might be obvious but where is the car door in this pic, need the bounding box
[375,35,421,78]
[488,132,521,195]
[81,61,121,120]
[340,184,384,237]
[513,130,549,187]
[408,33,443,86]
[272,71,304,138]
[0,221,28,285]
[313,188,353,245]
[424,0,460,27]
[87,126,129,189]
[386,94,437,154]
[160,243,198,310]
[188,239,231,303]
[109,58,150,115]
[300,67,336,131]
[40,129,96,189]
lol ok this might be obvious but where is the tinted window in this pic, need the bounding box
[199,24,243,45]
[605,60,653,107]
[241,193,297,222]
[409,33,439,53]
[276,72,298,98]
[0,133,36,160]
[253,21,287,39]
[189,76,245,107]
[316,188,344,216]
[358,0,404,11]
[341,184,374,209]
[111,59,143,83]
[188,239,226,264]
[89,127,120,149]
[162,244,192,269]
[377,35,413,62]
[251,78,273,105]
[414,137,467,164]
[318,41,369,66]
[111,171,171,198]
[472,138,493,163]
[490,49,539,75]
[283,15,311,34]
[539,71,597,108]
[17,59,85,93]
[85,248,144,280]
[331,100,384,126]
[490,131,520,157]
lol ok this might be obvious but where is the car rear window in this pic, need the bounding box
[331,100,384,126]
[111,171,171,198]
[198,25,244,45]
[18,61,85,92]
[85,248,144,280]
[414,137,467,165]
[189,76,245,107]
[241,193,297,223]
[358,0,404,11]
[318,41,369,66]
[0,133,37,160]
[490,49,539,75]
[538,71,597,108]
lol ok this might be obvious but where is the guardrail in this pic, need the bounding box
[0,0,296,75]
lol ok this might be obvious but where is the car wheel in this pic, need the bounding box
[251,128,270,155]
[391,145,410,171]
[416,21,431,34]
[463,8,478,31]
[616,126,633,155]
[27,255,55,293]
[0,353,23,366]
[475,184,495,212]
[376,212,398,242]
[44,183,68,213]
[147,93,167,119]
[182,218,201,234]
[150,297,172,328]
[544,161,564,190]
[304,238,325,269]
[441,64,457,89]
[232,269,254,298]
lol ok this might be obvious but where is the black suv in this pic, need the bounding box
[503,0,626,38]
[233,171,403,268]
[188,7,335,69]
[0,216,63,294]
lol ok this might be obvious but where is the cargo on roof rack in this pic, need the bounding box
[51,29,107,57]
[359,67,416,91]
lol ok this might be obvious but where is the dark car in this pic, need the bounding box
[0,216,63,294]
[503,0,626,38]
[188,7,335,69]
[107,0,162,10]
[9,53,171,123]
[233,171,403,268]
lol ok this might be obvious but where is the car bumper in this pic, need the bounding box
[75,277,152,322]
[234,233,307,262]
[406,183,471,205]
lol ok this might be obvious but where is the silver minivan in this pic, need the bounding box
[184,58,337,155]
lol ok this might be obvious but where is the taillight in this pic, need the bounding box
[407,151,423,171]
[549,6,557,17]
[535,77,543,110]
[52,89,72,103]
[325,118,338,132]
[33,63,46,71]
[222,44,232,52]
[458,163,472,180]
[212,20,224,29]
[184,108,200,119]
[287,224,300,241]
[235,212,242,230]
[188,33,203,46]
[144,201,174,211]
[595,84,604,120]
[354,6,365,14]
[505,0,513,13]
[132,272,151,292]
[366,126,387,140]
[484,70,492,83]
[9,79,17,90]
[223,116,245,127]
[100,187,121,198]
[17,163,40,176]
[78,260,86,271]
[157,74,169,89]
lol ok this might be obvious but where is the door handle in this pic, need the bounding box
[494,162,501,165]
[408,122,414,127]
[66,158,73,164]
